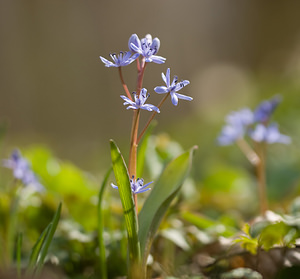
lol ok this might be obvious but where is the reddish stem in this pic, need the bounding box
[118,67,132,100]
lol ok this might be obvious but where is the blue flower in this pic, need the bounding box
[100,51,139,67]
[154,68,192,106]
[250,123,291,144]
[3,149,44,192]
[111,175,153,194]
[217,108,254,145]
[253,95,281,123]
[128,34,166,64]
[121,88,160,112]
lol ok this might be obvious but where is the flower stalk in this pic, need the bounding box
[118,67,132,100]
[255,142,268,215]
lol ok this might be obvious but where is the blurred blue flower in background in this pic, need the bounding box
[100,51,139,67]
[218,95,291,146]
[121,88,160,112]
[3,149,44,192]
[250,123,291,144]
[253,95,281,123]
[218,108,253,145]
[128,34,166,64]
[154,68,192,106]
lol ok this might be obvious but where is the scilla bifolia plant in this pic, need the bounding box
[2,149,61,278]
[100,34,195,278]
[218,95,291,215]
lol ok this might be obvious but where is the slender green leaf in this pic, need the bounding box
[16,232,22,279]
[36,202,62,273]
[97,166,112,279]
[181,212,216,229]
[110,140,141,269]
[138,146,196,264]
[27,224,52,273]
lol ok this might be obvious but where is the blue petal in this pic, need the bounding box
[165,68,170,87]
[266,123,291,144]
[141,104,160,113]
[154,86,169,94]
[253,95,281,123]
[174,80,190,91]
[217,125,241,145]
[140,181,153,189]
[130,43,143,54]
[176,93,193,101]
[151,38,160,55]
[171,93,178,106]
[135,188,151,194]
[128,34,141,52]
[250,124,266,142]
[99,56,116,67]
[161,71,167,87]
[150,55,166,64]
[111,183,119,189]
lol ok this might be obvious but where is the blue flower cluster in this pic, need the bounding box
[100,34,165,67]
[218,95,291,145]
[100,33,192,110]
[3,149,44,192]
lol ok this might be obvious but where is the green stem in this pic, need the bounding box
[236,138,268,215]
[16,232,22,279]
[255,142,268,215]
[97,167,112,279]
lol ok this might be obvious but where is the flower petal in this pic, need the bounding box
[171,93,179,106]
[174,80,190,91]
[151,38,160,55]
[154,86,169,94]
[128,34,141,52]
[99,56,116,67]
[149,55,166,64]
[130,43,143,54]
[111,183,119,189]
[176,93,193,101]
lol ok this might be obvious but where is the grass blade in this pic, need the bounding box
[97,166,112,279]
[26,224,51,273]
[16,232,22,278]
[35,202,62,274]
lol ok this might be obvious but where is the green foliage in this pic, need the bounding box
[25,146,98,230]
[110,140,141,274]
[36,202,62,274]
[181,211,237,238]
[235,223,259,255]
[97,167,112,279]
[138,146,197,265]
[236,213,300,255]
